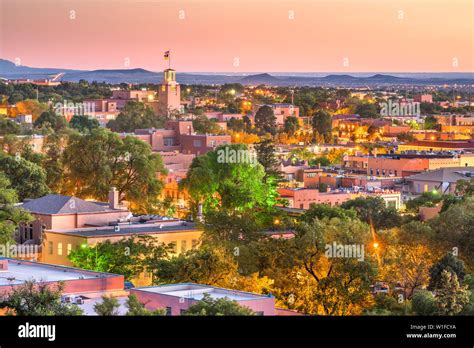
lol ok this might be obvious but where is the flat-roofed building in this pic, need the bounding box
[130,283,276,316]
[0,257,124,296]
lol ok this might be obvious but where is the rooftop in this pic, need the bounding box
[20,194,126,215]
[133,283,271,302]
[48,221,198,238]
[405,166,474,183]
[0,258,116,287]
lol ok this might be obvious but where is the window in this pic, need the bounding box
[193,140,202,147]
[48,241,53,255]
[192,239,199,250]
[180,309,187,315]
[255,311,264,316]
[164,137,175,146]
[181,240,187,253]
[67,244,72,255]
[57,243,63,256]
[166,307,172,316]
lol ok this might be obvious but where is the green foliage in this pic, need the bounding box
[254,105,276,135]
[192,114,222,134]
[429,198,474,265]
[68,235,170,281]
[69,115,99,133]
[0,117,22,135]
[435,270,469,315]
[107,101,163,132]
[423,115,439,130]
[254,138,283,182]
[182,144,277,213]
[429,253,466,290]
[34,110,67,131]
[311,110,332,143]
[405,191,443,212]
[283,116,300,135]
[455,178,474,197]
[301,204,357,223]
[355,102,379,118]
[183,293,255,316]
[0,173,33,243]
[0,281,83,316]
[125,294,165,316]
[62,128,166,212]
[341,196,401,230]
[366,294,406,315]
[0,153,50,200]
[411,290,437,315]
[94,295,120,316]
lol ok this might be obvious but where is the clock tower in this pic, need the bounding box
[158,68,182,117]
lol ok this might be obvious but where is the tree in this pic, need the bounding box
[429,198,474,265]
[34,110,67,131]
[355,102,379,118]
[254,138,283,182]
[183,293,255,316]
[69,115,99,133]
[94,295,120,316]
[107,101,163,132]
[0,153,50,200]
[412,290,437,315]
[429,253,466,290]
[0,117,21,135]
[301,204,357,223]
[291,217,377,315]
[42,132,68,193]
[0,173,33,244]
[254,105,276,135]
[435,270,469,315]
[62,128,166,212]
[181,144,277,213]
[125,294,165,316]
[405,191,442,213]
[341,196,401,230]
[455,178,474,197]
[0,281,83,316]
[284,116,300,135]
[13,99,48,120]
[311,110,332,143]
[68,235,170,281]
[192,115,222,134]
[423,115,439,130]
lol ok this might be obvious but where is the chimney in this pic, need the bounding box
[109,187,119,210]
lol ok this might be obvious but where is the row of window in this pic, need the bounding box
[48,241,72,256]
[48,239,200,257]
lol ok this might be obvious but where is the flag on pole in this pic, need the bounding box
[164,51,170,60]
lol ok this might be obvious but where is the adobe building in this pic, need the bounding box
[18,189,130,246]
[0,257,124,296]
[130,283,276,316]
[158,69,183,117]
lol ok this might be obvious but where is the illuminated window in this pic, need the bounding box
[57,243,63,256]
[67,244,72,255]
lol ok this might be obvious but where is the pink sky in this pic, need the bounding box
[1,0,473,72]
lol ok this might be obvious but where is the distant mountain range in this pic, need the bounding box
[1,59,473,86]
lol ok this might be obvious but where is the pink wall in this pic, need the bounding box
[130,288,276,315]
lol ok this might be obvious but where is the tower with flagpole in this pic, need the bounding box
[159,50,182,117]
